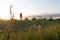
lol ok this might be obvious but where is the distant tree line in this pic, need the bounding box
[24,17,60,21]
[12,12,60,21]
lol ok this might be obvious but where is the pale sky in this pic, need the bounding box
[0,0,60,20]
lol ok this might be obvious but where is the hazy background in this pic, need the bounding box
[0,0,60,19]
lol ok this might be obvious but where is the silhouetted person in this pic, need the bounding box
[20,13,22,20]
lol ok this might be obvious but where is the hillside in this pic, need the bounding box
[26,13,60,19]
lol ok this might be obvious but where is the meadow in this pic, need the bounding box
[0,19,60,40]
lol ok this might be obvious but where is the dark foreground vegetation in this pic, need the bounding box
[0,19,60,40]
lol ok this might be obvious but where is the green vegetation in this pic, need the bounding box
[0,20,60,40]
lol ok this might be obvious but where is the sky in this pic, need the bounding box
[0,0,60,20]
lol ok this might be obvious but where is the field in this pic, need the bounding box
[0,20,60,40]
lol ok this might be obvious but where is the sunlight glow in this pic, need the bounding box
[0,0,60,20]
